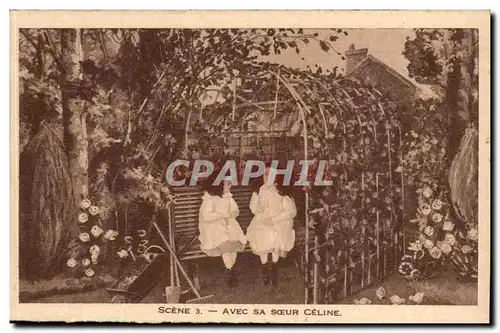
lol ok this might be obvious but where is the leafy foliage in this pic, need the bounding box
[401,28,479,281]
[401,98,448,191]
[18,28,346,264]
[403,29,477,88]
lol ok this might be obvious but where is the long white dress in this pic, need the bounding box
[246,184,297,257]
[198,191,247,257]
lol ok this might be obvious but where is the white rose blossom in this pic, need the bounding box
[398,262,413,275]
[467,228,478,241]
[389,295,405,305]
[429,246,442,259]
[461,245,473,254]
[440,243,453,255]
[104,229,119,241]
[421,204,431,216]
[422,187,433,198]
[424,239,434,249]
[78,212,89,223]
[375,286,386,300]
[117,249,128,259]
[431,199,443,210]
[79,232,90,242]
[401,255,413,262]
[409,292,424,304]
[82,258,91,267]
[424,226,434,237]
[445,233,456,246]
[408,240,422,251]
[409,269,421,280]
[90,245,101,255]
[89,206,100,216]
[85,268,95,277]
[353,297,371,305]
[80,199,91,210]
[431,213,443,223]
[91,225,104,238]
[66,258,77,268]
[443,221,455,231]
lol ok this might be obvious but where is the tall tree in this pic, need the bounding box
[403,28,479,227]
[60,29,89,205]
[18,29,76,278]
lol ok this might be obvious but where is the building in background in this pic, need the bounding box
[344,44,420,109]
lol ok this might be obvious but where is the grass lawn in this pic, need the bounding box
[19,273,115,303]
[340,274,451,305]
[180,253,305,304]
[29,253,305,304]
[408,273,478,305]
[340,267,477,306]
[27,252,477,305]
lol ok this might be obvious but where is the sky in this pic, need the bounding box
[262,28,417,81]
[203,28,426,105]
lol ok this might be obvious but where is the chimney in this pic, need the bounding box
[345,44,368,73]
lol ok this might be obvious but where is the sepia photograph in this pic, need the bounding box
[10,10,490,323]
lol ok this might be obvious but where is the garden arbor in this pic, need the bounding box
[183,63,407,304]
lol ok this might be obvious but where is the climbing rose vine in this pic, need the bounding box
[398,98,478,281]
[399,164,478,281]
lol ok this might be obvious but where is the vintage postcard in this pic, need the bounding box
[10,10,490,324]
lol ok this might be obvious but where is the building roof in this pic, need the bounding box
[345,54,420,95]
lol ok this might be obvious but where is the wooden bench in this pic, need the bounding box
[165,185,309,289]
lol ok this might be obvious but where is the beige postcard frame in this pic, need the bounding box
[10,10,490,324]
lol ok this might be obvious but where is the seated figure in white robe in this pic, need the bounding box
[246,167,297,286]
[199,177,247,287]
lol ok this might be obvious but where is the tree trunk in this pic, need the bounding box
[447,29,479,228]
[28,30,47,138]
[448,127,478,227]
[19,121,74,279]
[60,29,89,205]
[138,29,158,101]
[36,30,45,81]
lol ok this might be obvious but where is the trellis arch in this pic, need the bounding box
[186,63,406,304]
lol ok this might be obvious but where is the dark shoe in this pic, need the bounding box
[271,262,278,286]
[229,269,238,288]
[262,264,270,285]
[225,269,234,287]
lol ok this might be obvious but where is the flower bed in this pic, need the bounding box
[66,199,119,278]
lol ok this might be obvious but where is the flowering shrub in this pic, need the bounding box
[66,199,119,278]
[399,183,478,281]
[398,98,477,281]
